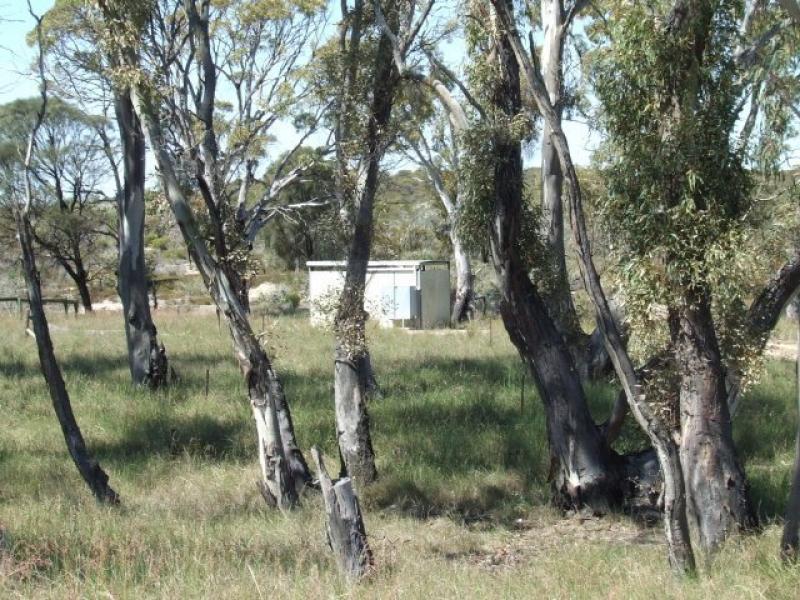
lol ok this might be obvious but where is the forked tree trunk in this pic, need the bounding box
[55,255,94,313]
[487,25,621,511]
[114,92,169,389]
[332,12,399,488]
[15,210,118,504]
[673,297,756,552]
[538,0,588,375]
[131,89,305,504]
[489,0,696,572]
[450,233,474,324]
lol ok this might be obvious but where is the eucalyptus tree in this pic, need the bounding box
[400,99,476,324]
[508,0,599,375]
[140,0,328,312]
[589,0,800,553]
[490,0,800,568]
[374,1,666,525]
[9,8,118,504]
[323,0,397,485]
[372,0,628,511]
[485,0,732,569]
[93,0,324,506]
[306,0,435,486]
[0,97,116,312]
[590,0,758,554]
[39,0,171,388]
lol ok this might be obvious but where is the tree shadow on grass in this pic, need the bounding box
[341,356,554,525]
[95,413,251,471]
[364,477,523,526]
[0,347,239,378]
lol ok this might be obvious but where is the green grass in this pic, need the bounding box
[2,310,800,598]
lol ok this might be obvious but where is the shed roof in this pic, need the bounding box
[306,260,448,270]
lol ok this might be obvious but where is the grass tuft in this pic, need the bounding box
[1,310,799,597]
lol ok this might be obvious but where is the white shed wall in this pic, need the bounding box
[307,261,450,329]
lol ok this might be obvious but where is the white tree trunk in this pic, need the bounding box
[539,0,587,370]
[131,88,299,508]
[450,232,474,323]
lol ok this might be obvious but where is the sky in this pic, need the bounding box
[1,2,797,172]
[0,1,52,105]
[0,1,617,171]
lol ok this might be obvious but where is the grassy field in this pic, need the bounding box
[1,309,800,598]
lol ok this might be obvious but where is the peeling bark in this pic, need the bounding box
[487,14,622,511]
[672,297,757,551]
[130,87,305,504]
[332,3,401,487]
[312,447,372,580]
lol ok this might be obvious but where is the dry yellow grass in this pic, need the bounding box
[1,309,799,598]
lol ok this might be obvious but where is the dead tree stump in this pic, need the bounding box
[311,446,372,580]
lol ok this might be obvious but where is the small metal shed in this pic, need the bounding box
[307,260,451,329]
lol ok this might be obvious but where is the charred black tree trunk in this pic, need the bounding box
[487,21,622,511]
[672,295,756,552]
[73,261,93,313]
[115,92,169,389]
[332,11,399,488]
[15,210,118,504]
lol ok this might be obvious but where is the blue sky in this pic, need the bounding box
[0,1,53,104]
[0,1,606,169]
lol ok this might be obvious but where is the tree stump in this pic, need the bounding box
[311,447,372,580]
